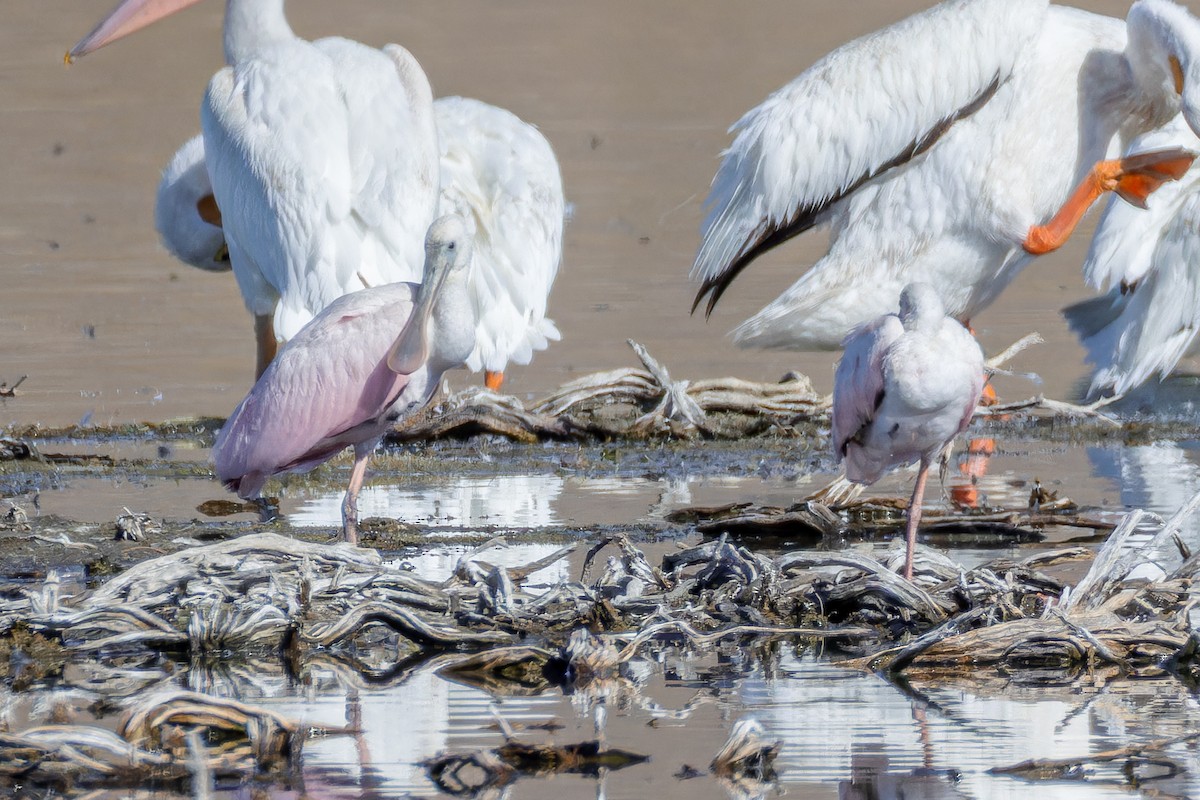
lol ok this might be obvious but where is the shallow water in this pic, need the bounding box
[5,2,1200,798]
[8,634,1200,800]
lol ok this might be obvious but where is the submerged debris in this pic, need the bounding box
[0,691,302,788]
[710,719,782,785]
[2,489,1200,789]
[427,736,648,794]
[114,508,159,541]
[0,375,27,398]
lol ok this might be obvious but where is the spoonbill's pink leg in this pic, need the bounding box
[484,371,505,391]
[903,456,933,581]
[341,440,376,546]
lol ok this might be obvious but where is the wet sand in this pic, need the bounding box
[0,0,1154,429]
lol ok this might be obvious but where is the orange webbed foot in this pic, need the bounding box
[1024,147,1197,255]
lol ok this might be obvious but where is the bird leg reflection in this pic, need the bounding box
[1024,147,1196,255]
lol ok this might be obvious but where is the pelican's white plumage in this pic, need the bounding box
[72,0,442,376]
[433,97,564,377]
[201,28,439,344]
[832,283,985,578]
[154,134,228,273]
[154,95,566,380]
[88,2,564,384]
[1065,115,1200,399]
[693,0,1200,350]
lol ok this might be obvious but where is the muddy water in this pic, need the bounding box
[0,0,1159,429]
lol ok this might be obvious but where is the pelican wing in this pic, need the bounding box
[1084,115,1200,291]
[434,97,566,373]
[691,0,1048,315]
[831,314,904,461]
[203,38,438,340]
[1066,189,1200,399]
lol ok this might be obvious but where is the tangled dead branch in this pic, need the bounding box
[391,339,825,443]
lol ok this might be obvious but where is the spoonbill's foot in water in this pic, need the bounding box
[339,442,376,548]
[485,371,505,391]
[1024,147,1196,255]
[253,495,279,524]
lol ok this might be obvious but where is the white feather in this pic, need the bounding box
[434,97,566,375]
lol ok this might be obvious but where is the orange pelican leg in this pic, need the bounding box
[484,371,505,391]
[903,456,933,581]
[254,314,278,380]
[1024,147,1196,255]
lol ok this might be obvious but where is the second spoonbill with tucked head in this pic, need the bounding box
[832,283,985,581]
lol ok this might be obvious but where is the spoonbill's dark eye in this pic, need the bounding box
[447,241,457,251]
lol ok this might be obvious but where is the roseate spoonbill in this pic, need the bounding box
[832,283,985,581]
[1064,114,1200,400]
[71,0,441,378]
[691,0,1199,351]
[154,97,565,391]
[212,215,475,546]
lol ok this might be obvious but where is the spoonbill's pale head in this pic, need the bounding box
[897,282,945,334]
[387,215,474,376]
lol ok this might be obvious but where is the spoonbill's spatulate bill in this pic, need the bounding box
[153,96,566,390]
[832,283,985,580]
[72,0,441,379]
[212,215,476,546]
[692,0,1200,351]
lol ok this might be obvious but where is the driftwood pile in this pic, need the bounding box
[3,490,1199,789]
[385,335,1117,444]
[392,340,826,442]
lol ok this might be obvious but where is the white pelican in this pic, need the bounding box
[692,0,1200,351]
[1064,114,1200,400]
[434,96,564,391]
[71,0,441,378]
[832,283,985,581]
[154,134,228,273]
[153,97,565,391]
[214,215,476,546]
